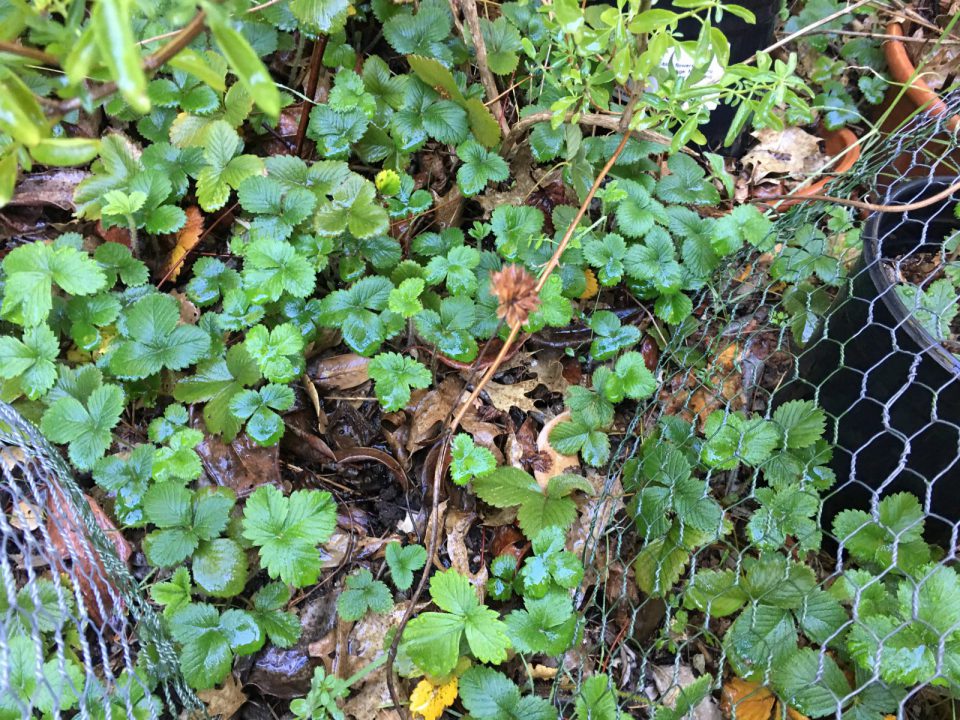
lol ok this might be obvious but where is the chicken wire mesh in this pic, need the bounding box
[561,93,960,719]
[0,95,958,720]
[0,399,202,718]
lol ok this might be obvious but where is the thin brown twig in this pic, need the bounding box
[883,0,960,42]
[0,40,58,65]
[757,177,960,213]
[460,0,510,136]
[294,35,328,158]
[805,28,960,44]
[754,180,960,213]
[499,110,678,157]
[54,11,207,115]
[451,130,633,434]
[745,0,880,63]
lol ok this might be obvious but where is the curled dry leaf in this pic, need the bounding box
[308,353,371,390]
[741,128,827,183]
[535,411,580,487]
[445,508,487,595]
[406,377,463,452]
[164,205,203,282]
[195,420,281,496]
[334,446,409,492]
[197,673,247,719]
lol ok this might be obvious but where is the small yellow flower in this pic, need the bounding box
[580,268,599,299]
[409,677,458,720]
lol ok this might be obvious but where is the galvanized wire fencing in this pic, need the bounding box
[0,400,201,719]
[562,93,960,719]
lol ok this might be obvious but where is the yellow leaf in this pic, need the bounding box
[580,268,599,299]
[410,676,458,720]
[165,206,203,282]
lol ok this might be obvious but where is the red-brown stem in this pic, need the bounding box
[294,35,327,158]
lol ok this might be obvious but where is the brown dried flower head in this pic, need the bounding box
[489,264,541,327]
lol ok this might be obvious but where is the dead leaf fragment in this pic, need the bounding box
[9,169,87,210]
[720,678,774,720]
[535,412,580,487]
[720,678,809,720]
[484,379,540,415]
[195,421,281,496]
[651,665,721,720]
[164,206,203,282]
[742,128,827,182]
[445,509,487,594]
[46,487,132,626]
[197,673,247,719]
[309,354,371,390]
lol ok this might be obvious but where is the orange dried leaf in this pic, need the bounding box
[580,268,599,299]
[720,678,774,720]
[781,704,809,720]
[165,206,203,282]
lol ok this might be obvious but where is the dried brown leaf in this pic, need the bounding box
[742,128,827,182]
[720,678,774,720]
[445,509,487,595]
[309,354,371,390]
[197,673,247,719]
[535,412,580,487]
[46,487,131,626]
[406,377,463,452]
[195,422,280,496]
[9,169,87,210]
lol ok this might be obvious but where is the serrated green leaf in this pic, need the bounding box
[242,485,337,587]
[385,542,427,591]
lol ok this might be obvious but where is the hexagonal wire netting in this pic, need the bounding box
[562,92,960,719]
[0,399,202,718]
[0,92,958,719]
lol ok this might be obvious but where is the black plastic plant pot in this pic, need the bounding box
[667,0,779,155]
[775,178,960,542]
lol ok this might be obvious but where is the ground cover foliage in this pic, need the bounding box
[1,0,959,718]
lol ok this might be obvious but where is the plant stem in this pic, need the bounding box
[461,0,510,136]
[757,177,960,214]
[499,110,677,157]
[0,40,58,65]
[448,131,633,431]
[126,215,140,259]
[294,34,328,158]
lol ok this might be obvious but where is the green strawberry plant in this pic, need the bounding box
[401,569,511,676]
[385,541,427,592]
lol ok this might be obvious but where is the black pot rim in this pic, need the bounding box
[862,176,960,375]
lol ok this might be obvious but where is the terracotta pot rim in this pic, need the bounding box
[883,21,960,133]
